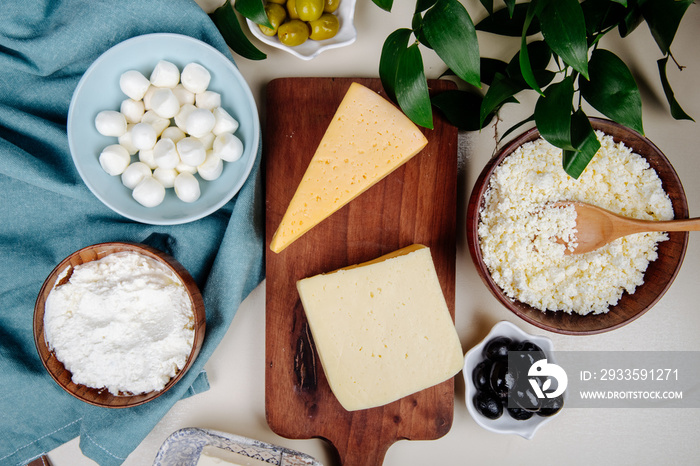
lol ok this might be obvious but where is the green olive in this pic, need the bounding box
[296,0,323,22]
[286,0,300,19]
[278,19,310,46]
[309,13,339,40]
[267,0,286,3]
[323,0,340,13]
[259,3,287,36]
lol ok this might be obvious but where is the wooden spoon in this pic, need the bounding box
[555,201,700,254]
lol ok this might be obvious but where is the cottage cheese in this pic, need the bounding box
[478,132,673,315]
[44,251,195,395]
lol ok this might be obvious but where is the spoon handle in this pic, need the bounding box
[622,216,700,234]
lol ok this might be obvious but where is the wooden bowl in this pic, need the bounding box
[33,242,206,408]
[466,118,689,335]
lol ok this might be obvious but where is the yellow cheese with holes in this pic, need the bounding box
[269,82,429,253]
[296,244,464,411]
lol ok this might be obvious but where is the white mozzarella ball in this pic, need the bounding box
[120,99,145,124]
[150,88,181,119]
[149,60,180,88]
[138,149,157,169]
[175,161,197,175]
[194,132,215,150]
[174,172,201,203]
[99,144,131,176]
[130,122,157,150]
[141,110,170,136]
[176,137,206,166]
[185,108,216,138]
[119,70,150,100]
[172,84,195,106]
[143,85,157,110]
[213,132,244,162]
[197,151,224,181]
[121,162,152,189]
[118,124,138,155]
[174,104,196,132]
[132,177,166,207]
[161,126,186,144]
[195,91,221,110]
[153,138,180,169]
[153,167,178,188]
[181,62,211,94]
[95,110,127,137]
[212,107,239,136]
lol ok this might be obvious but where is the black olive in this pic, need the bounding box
[489,360,517,398]
[472,360,492,392]
[483,336,512,361]
[511,379,542,412]
[473,391,503,420]
[538,395,564,417]
[510,340,546,361]
[507,406,534,421]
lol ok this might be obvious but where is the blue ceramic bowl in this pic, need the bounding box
[67,33,260,225]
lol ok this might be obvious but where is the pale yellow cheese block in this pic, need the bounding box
[269,82,429,253]
[296,244,464,412]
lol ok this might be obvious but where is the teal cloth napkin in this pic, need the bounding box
[0,0,264,465]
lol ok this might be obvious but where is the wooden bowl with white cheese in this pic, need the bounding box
[33,242,206,408]
[467,118,688,335]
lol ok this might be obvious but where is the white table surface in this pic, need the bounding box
[48,1,700,465]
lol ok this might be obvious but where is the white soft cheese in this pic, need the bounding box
[44,251,195,395]
[478,132,673,315]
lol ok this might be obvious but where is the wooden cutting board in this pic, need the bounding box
[264,77,458,466]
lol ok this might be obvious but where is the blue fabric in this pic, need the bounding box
[0,1,265,465]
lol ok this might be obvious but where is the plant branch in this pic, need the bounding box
[669,50,686,71]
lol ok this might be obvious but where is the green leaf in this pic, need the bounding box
[657,56,695,121]
[476,3,540,37]
[507,40,554,88]
[210,0,266,60]
[480,72,523,127]
[579,49,644,134]
[581,0,628,36]
[431,90,488,131]
[234,0,272,28]
[534,76,575,150]
[640,0,693,55]
[618,4,644,37]
[372,0,394,12]
[412,12,432,49]
[537,0,589,79]
[396,43,433,129]
[479,0,494,15]
[480,57,509,86]
[416,0,438,12]
[562,109,601,179]
[511,40,552,72]
[611,0,627,5]
[379,28,412,103]
[422,0,480,88]
[519,1,545,95]
[504,0,517,17]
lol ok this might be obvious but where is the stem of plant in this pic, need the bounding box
[669,51,686,71]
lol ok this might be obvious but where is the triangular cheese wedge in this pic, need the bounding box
[269,82,429,253]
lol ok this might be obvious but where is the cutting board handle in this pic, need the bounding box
[335,442,391,466]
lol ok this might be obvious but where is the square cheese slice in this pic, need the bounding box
[296,244,464,411]
[269,82,428,253]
